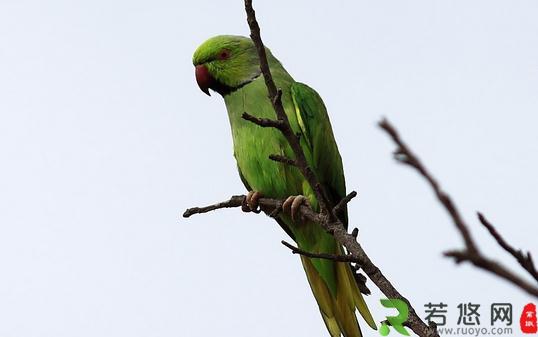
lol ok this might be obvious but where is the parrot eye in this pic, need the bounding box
[218,49,231,60]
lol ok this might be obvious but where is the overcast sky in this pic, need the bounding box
[1,1,537,336]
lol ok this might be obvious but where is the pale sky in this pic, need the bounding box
[1,1,537,336]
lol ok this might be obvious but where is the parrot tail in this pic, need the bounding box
[300,247,377,337]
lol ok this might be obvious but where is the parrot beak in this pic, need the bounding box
[195,64,212,96]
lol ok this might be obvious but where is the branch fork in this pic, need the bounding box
[379,119,538,298]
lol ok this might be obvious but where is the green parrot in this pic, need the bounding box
[192,35,376,337]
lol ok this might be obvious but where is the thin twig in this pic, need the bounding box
[333,191,358,218]
[281,240,357,262]
[443,249,538,297]
[184,195,316,220]
[477,212,538,283]
[183,195,245,218]
[379,118,477,254]
[241,112,285,129]
[269,154,297,166]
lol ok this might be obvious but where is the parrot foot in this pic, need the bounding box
[282,195,310,222]
[242,191,263,213]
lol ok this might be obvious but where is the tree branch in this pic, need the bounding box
[281,240,358,263]
[477,212,538,283]
[244,0,330,215]
[333,191,358,218]
[379,118,538,298]
[184,192,438,337]
[184,4,443,337]
[241,112,285,129]
[379,119,477,254]
[268,154,297,166]
[183,195,245,218]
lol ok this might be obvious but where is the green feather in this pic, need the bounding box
[193,35,376,336]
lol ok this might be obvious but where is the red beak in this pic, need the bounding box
[195,64,212,96]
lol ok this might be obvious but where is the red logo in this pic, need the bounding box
[520,303,537,334]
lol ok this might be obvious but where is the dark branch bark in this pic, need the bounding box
[268,154,297,166]
[281,240,358,262]
[477,212,538,283]
[184,191,440,337]
[183,195,244,217]
[333,191,358,218]
[244,0,330,215]
[379,119,477,254]
[241,112,285,129]
[379,118,538,298]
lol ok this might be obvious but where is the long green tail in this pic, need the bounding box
[300,245,377,337]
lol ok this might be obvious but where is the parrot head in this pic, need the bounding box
[192,35,264,96]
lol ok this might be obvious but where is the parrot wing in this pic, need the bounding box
[291,82,348,227]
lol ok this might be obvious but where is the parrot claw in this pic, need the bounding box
[243,191,263,213]
[282,195,310,222]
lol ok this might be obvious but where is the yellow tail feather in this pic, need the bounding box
[301,253,376,337]
[321,310,342,337]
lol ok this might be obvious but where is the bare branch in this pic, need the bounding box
[333,191,358,218]
[183,192,439,337]
[184,194,316,219]
[281,240,358,263]
[241,112,285,129]
[269,154,297,166]
[477,212,538,283]
[443,249,538,297]
[380,118,538,298]
[183,195,245,218]
[243,0,331,215]
[379,118,477,254]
